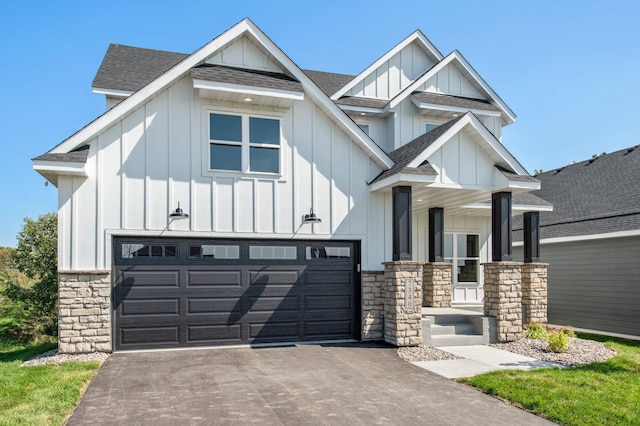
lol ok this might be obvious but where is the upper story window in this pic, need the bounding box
[209,112,281,174]
[425,122,439,133]
[357,123,370,136]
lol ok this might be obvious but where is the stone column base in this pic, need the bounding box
[521,263,548,324]
[58,271,111,354]
[362,271,385,341]
[423,262,452,307]
[483,262,522,342]
[383,261,424,346]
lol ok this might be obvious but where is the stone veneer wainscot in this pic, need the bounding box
[58,271,111,354]
[521,263,548,324]
[361,271,385,341]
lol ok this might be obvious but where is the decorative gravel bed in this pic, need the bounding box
[489,338,617,367]
[397,345,463,362]
[21,349,110,367]
[397,338,616,368]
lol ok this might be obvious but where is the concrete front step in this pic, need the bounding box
[422,309,494,347]
[430,323,475,336]
[429,334,486,347]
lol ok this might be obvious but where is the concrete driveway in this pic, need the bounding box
[67,342,550,425]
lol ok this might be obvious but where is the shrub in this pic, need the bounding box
[1,214,58,343]
[547,330,570,353]
[524,323,547,340]
[559,326,576,338]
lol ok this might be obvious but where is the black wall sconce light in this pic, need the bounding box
[169,202,189,219]
[303,207,321,224]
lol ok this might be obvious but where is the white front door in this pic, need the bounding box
[444,233,482,304]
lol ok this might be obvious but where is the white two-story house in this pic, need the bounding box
[34,18,550,353]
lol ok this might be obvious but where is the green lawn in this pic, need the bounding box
[0,303,102,426]
[460,334,640,425]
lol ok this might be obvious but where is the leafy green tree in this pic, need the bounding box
[3,213,58,340]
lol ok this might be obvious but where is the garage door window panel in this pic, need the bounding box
[189,244,240,259]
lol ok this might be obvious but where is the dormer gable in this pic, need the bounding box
[331,30,443,101]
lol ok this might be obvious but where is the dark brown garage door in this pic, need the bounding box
[113,238,359,350]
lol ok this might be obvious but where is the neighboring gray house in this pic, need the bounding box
[514,146,640,338]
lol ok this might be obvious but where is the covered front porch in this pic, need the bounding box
[362,112,551,345]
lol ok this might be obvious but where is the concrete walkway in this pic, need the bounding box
[414,345,560,379]
[67,342,551,425]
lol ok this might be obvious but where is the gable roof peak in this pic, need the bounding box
[330,29,444,100]
[42,17,393,170]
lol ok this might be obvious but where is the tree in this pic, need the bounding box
[3,213,58,339]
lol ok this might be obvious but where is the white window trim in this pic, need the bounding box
[444,231,481,287]
[202,106,286,180]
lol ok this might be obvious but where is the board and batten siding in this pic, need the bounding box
[514,236,640,337]
[57,75,391,272]
[347,41,435,100]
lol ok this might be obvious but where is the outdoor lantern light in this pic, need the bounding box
[303,207,321,224]
[169,202,189,219]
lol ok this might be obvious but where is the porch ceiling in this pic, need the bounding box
[410,184,541,217]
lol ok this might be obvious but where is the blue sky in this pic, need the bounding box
[1,0,638,247]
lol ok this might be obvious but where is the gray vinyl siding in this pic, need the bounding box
[514,235,640,337]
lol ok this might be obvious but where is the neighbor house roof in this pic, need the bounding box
[92,44,188,93]
[191,64,303,92]
[513,145,640,241]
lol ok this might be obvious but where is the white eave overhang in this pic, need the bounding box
[33,160,87,187]
[369,173,438,192]
[338,104,389,117]
[410,96,501,117]
[193,79,304,108]
[91,87,134,98]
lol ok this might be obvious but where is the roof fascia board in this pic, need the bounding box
[512,229,640,246]
[406,113,528,175]
[192,79,304,100]
[331,30,443,100]
[49,19,250,154]
[241,20,393,169]
[92,88,134,97]
[410,96,501,117]
[369,173,437,192]
[388,52,515,124]
[453,50,516,124]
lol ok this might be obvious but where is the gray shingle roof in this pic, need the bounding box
[513,145,640,240]
[191,64,303,92]
[33,145,89,163]
[334,96,388,109]
[92,44,188,92]
[369,116,464,184]
[512,192,552,207]
[496,165,539,183]
[412,92,500,111]
[302,69,355,97]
